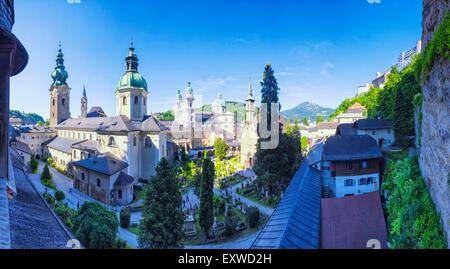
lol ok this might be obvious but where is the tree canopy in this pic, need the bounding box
[72,202,119,249]
[199,157,215,237]
[139,158,184,249]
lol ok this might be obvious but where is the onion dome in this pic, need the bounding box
[116,42,148,91]
[50,44,69,87]
[184,81,194,96]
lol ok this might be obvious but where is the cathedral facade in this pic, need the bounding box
[168,82,239,151]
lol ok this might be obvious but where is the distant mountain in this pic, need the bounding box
[9,110,45,125]
[281,102,334,121]
[198,101,247,122]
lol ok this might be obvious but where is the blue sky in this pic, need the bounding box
[11,0,422,119]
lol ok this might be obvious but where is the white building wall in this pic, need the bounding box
[357,129,395,148]
[335,173,380,198]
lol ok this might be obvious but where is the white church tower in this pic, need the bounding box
[182,81,195,125]
[116,43,148,121]
[240,79,259,168]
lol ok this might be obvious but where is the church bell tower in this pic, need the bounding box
[49,44,71,128]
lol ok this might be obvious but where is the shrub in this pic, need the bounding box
[246,207,260,228]
[43,193,56,205]
[383,157,447,249]
[30,156,38,173]
[40,164,52,180]
[115,238,128,249]
[120,207,131,229]
[72,202,119,249]
[55,190,65,202]
[46,157,55,167]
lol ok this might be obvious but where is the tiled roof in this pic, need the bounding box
[114,172,135,187]
[87,106,107,118]
[19,125,54,133]
[58,115,140,132]
[252,144,322,249]
[46,137,83,154]
[71,140,99,152]
[323,135,382,161]
[140,115,169,132]
[57,115,167,133]
[354,119,393,130]
[317,122,339,130]
[320,191,388,249]
[73,153,128,176]
[9,168,72,249]
[11,141,32,155]
[336,123,357,136]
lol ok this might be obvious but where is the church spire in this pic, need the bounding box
[126,41,139,72]
[51,43,69,87]
[81,85,88,118]
[246,78,255,102]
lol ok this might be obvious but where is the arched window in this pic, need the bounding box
[53,99,55,106]
[108,136,116,146]
[81,173,85,181]
[134,96,139,105]
[96,178,101,187]
[118,189,123,199]
[144,136,152,148]
[144,98,146,106]
[62,98,66,106]
[133,136,137,147]
[122,96,127,105]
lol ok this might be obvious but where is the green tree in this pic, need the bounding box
[260,64,280,129]
[180,146,188,164]
[292,118,300,138]
[246,207,260,228]
[301,136,308,153]
[40,164,52,180]
[302,117,309,126]
[285,118,292,135]
[316,115,324,124]
[139,158,184,249]
[37,121,44,126]
[120,207,131,229]
[55,190,65,202]
[214,138,229,161]
[73,202,119,249]
[30,155,38,173]
[199,157,215,238]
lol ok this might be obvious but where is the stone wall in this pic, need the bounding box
[418,0,450,247]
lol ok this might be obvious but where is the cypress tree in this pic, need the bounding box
[260,64,280,129]
[199,157,215,238]
[139,158,184,249]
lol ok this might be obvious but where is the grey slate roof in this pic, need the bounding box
[87,106,107,118]
[72,139,99,152]
[252,144,322,249]
[46,137,83,154]
[336,123,357,136]
[73,153,128,176]
[114,172,135,187]
[323,135,382,161]
[11,141,32,155]
[9,167,72,249]
[317,122,339,130]
[57,115,167,133]
[354,119,393,130]
[19,125,54,133]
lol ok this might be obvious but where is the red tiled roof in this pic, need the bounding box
[320,191,388,249]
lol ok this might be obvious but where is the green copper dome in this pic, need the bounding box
[116,43,148,91]
[51,44,68,87]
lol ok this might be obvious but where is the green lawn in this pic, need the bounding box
[127,225,140,236]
